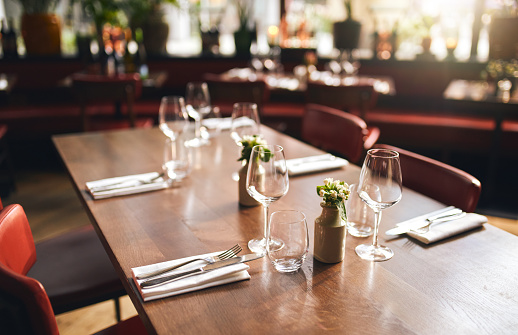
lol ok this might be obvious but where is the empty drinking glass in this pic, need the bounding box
[267,210,309,273]
[162,137,191,186]
[346,184,374,237]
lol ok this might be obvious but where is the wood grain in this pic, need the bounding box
[53,127,518,335]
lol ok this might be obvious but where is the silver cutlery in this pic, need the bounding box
[136,244,242,280]
[140,253,264,289]
[385,207,465,236]
[90,172,165,192]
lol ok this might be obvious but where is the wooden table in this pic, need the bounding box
[53,126,518,335]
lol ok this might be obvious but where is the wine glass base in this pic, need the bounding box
[186,137,209,148]
[248,237,284,254]
[355,243,394,261]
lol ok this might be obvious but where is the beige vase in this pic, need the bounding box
[314,203,347,263]
[21,13,61,56]
[238,162,261,207]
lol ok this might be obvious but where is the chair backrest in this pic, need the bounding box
[305,80,378,120]
[302,104,372,163]
[0,204,59,335]
[71,73,143,131]
[374,144,482,212]
[202,73,270,115]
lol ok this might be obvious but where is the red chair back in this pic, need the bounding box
[374,144,481,212]
[302,104,379,163]
[0,204,59,335]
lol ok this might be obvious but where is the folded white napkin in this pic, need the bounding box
[132,251,250,302]
[86,172,168,200]
[286,154,348,176]
[403,212,487,244]
[203,117,258,131]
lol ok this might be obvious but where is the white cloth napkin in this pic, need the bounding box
[132,251,250,302]
[202,117,257,131]
[286,154,348,176]
[86,172,168,200]
[402,212,487,244]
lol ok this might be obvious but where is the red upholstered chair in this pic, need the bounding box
[301,104,380,164]
[305,80,378,120]
[71,73,154,132]
[0,203,147,335]
[202,72,270,116]
[374,144,481,212]
[0,199,128,322]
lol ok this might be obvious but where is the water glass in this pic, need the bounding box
[346,184,374,237]
[162,137,191,185]
[201,106,222,139]
[267,210,309,273]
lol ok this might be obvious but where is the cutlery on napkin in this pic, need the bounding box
[386,207,487,244]
[286,154,348,176]
[86,172,168,200]
[132,251,254,301]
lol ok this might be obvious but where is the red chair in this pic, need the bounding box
[0,203,147,335]
[305,80,378,120]
[71,73,154,132]
[301,104,380,164]
[202,72,270,116]
[374,144,481,212]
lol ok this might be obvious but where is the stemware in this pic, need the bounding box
[246,144,289,253]
[185,81,211,147]
[355,148,402,261]
[158,96,189,141]
[230,102,261,144]
[231,102,261,181]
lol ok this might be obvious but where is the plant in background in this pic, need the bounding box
[124,0,179,29]
[317,178,350,221]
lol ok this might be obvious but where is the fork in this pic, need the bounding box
[90,172,165,192]
[135,244,242,280]
[411,210,466,234]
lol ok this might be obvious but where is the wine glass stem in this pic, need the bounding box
[263,204,269,242]
[194,117,201,139]
[372,210,382,248]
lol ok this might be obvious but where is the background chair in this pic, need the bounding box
[305,80,378,120]
[0,198,128,323]
[0,124,15,197]
[374,144,481,212]
[71,73,154,132]
[0,203,147,335]
[301,104,380,164]
[202,72,270,116]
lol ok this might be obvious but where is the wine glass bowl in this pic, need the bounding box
[158,96,188,141]
[230,102,261,144]
[246,144,289,254]
[185,81,211,147]
[355,149,402,261]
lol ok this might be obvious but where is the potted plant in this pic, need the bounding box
[125,0,179,55]
[232,0,255,56]
[237,134,266,207]
[333,1,361,51]
[14,0,61,56]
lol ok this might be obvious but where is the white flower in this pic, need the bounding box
[319,189,326,197]
[330,190,337,198]
[324,178,333,186]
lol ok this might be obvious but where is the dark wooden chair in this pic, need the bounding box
[374,144,482,212]
[202,72,270,117]
[71,73,154,132]
[0,199,129,326]
[301,104,380,164]
[0,124,15,197]
[305,80,378,120]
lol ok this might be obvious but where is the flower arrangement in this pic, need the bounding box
[317,178,350,220]
[238,135,267,163]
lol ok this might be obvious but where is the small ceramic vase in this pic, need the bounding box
[238,162,260,207]
[314,203,347,263]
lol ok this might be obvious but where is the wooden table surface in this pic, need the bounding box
[53,126,518,335]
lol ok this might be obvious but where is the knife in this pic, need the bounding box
[385,207,464,236]
[140,253,264,289]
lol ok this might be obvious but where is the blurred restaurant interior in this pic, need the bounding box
[0,0,518,333]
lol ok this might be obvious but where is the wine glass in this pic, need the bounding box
[231,102,261,181]
[230,102,261,143]
[158,96,189,141]
[246,144,289,254]
[355,148,402,261]
[185,81,211,147]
